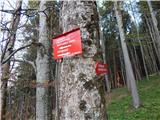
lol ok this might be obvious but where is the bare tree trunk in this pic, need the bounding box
[113,51,117,88]
[114,1,140,108]
[58,1,107,120]
[144,15,160,75]
[99,14,110,92]
[145,15,160,65]
[129,1,149,80]
[131,38,143,81]
[128,43,141,81]
[119,50,126,86]
[0,1,22,120]
[36,0,51,119]
[147,40,159,73]
[137,30,149,80]
[147,1,160,57]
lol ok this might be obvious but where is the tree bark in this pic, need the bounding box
[114,1,140,108]
[0,1,22,120]
[36,0,52,120]
[58,1,107,120]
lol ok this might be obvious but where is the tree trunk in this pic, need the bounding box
[0,1,22,120]
[129,2,149,80]
[99,14,110,92]
[137,30,149,80]
[114,1,140,108]
[36,0,52,119]
[58,1,107,120]
[147,1,160,57]
[145,15,160,65]
[147,40,159,73]
[128,43,141,81]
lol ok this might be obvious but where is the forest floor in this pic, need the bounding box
[106,74,160,120]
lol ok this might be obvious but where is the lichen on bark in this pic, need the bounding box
[59,1,107,120]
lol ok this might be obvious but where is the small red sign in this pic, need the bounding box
[96,62,108,75]
[52,28,82,60]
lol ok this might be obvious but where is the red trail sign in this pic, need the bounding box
[52,28,82,60]
[95,62,108,75]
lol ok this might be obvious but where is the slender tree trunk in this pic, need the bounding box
[147,41,159,73]
[119,50,126,86]
[137,30,149,80]
[145,15,160,75]
[1,1,22,120]
[58,1,107,120]
[113,51,117,88]
[128,44,141,81]
[118,36,126,86]
[147,1,160,57]
[145,15,160,65]
[36,0,52,119]
[99,15,110,92]
[114,1,140,108]
[130,2,149,80]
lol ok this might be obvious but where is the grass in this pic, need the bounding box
[106,75,160,120]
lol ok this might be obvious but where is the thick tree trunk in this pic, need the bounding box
[36,0,51,120]
[58,1,107,120]
[114,1,140,108]
[0,1,22,120]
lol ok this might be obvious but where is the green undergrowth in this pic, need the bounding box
[106,74,160,120]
